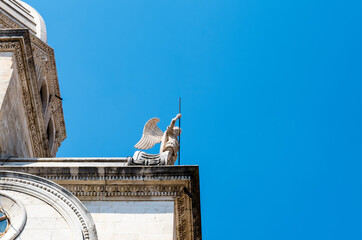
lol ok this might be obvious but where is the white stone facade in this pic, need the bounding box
[0,52,33,158]
[0,171,98,240]
[84,201,175,240]
[0,0,47,42]
[3,191,72,240]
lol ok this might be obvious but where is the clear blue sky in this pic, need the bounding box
[26,0,362,239]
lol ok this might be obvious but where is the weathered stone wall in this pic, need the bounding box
[83,200,175,240]
[0,52,33,158]
[0,27,67,158]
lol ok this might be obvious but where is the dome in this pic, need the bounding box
[0,0,47,42]
[16,0,47,42]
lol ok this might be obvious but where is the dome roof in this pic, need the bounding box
[0,0,47,42]
[16,0,47,42]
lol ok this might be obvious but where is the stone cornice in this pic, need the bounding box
[0,163,202,240]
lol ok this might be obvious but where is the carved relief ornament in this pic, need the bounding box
[0,11,66,157]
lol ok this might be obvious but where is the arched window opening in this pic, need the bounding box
[39,80,49,114]
[47,118,55,152]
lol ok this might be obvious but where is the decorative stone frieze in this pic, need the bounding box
[0,160,202,240]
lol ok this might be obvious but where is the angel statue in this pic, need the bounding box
[127,114,182,166]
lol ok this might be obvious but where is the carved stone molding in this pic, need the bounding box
[0,12,19,30]
[0,163,202,240]
[30,34,66,150]
[0,11,66,157]
[43,168,200,240]
[0,171,98,240]
[0,35,43,157]
[43,174,191,181]
[63,184,183,198]
[59,182,193,240]
[0,192,27,240]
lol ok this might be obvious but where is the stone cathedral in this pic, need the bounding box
[0,1,201,240]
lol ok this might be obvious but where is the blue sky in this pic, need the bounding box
[26,0,362,239]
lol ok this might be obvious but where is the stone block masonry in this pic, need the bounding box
[84,201,175,240]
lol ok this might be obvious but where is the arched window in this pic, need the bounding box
[47,118,55,152]
[39,80,49,114]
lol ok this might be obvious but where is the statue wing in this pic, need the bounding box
[134,118,164,150]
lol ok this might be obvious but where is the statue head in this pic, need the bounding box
[173,126,181,136]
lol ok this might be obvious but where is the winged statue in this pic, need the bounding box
[129,114,181,166]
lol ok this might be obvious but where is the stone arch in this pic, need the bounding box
[0,192,27,240]
[0,171,98,240]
